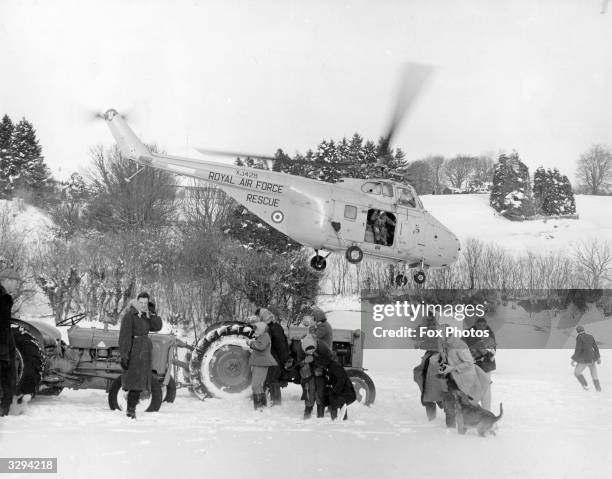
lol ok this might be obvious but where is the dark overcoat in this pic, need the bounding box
[0,286,15,363]
[267,322,290,366]
[326,359,357,408]
[119,305,162,391]
[572,332,600,364]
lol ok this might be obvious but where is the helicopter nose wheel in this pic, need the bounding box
[413,271,426,284]
[310,254,327,271]
[395,274,408,287]
[345,246,364,264]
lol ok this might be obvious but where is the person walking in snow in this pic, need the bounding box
[255,307,290,406]
[247,321,277,410]
[0,269,19,417]
[571,325,601,392]
[118,292,163,419]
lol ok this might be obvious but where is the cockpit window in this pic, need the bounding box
[361,182,382,195]
[398,187,417,208]
[382,183,394,197]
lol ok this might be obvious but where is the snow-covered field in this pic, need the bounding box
[422,193,612,253]
[2,197,612,478]
[1,348,609,479]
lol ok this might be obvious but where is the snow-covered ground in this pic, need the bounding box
[422,193,612,253]
[1,348,609,479]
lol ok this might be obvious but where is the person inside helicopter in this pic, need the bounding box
[365,209,396,246]
[398,187,417,208]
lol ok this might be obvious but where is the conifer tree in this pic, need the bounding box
[490,152,535,218]
[0,115,15,196]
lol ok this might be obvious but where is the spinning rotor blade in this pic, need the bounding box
[379,62,434,160]
[195,148,277,162]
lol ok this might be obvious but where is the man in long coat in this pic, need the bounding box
[119,292,163,418]
[0,269,19,417]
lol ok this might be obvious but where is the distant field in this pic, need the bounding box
[422,194,612,253]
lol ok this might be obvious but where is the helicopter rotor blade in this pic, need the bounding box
[379,62,434,160]
[195,147,277,162]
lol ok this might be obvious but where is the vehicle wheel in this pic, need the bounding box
[187,321,255,400]
[395,274,408,287]
[346,368,376,406]
[413,270,426,284]
[345,246,364,264]
[11,325,44,397]
[108,376,163,412]
[163,377,177,403]
[310,255,327,271]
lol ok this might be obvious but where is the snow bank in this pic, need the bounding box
[422,194,612,253]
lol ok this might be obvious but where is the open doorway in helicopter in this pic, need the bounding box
[365,209,397,246]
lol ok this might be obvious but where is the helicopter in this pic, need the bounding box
[100,65,460,284]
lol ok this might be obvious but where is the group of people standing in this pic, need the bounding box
[247,306,356,420]
[413,314,496,426]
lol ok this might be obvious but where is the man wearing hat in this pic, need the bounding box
[0,268,19,416]
[571,325,601,391]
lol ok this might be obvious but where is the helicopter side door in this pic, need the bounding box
[395,187,429,262]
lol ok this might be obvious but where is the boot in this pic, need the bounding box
[330,407,338,421]
[316,405,325,418]
[259,393,267,408]
[425,402,437,421]
[126,391,139,419]
[269,384,282,406]
[593,379,602,392]
[576,374,589,390]
[303,405,313,419]
[0,404,9,417]
[252,394,259,410]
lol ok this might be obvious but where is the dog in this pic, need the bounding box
[442,371,503,437]
[455,399,503,436]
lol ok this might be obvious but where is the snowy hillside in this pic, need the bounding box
[422,194,611,253]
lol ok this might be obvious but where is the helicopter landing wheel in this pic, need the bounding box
[395,274,408,287]
[345,246,364,264]
[310,255,327,271]
[413,271,426,284]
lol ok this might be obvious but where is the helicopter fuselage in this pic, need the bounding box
[104,109,460,271]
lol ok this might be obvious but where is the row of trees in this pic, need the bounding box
[490,152,576,218]
[325,238,612,295]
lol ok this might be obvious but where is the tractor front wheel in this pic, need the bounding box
[346,368,376,406]
[11,325,44,398]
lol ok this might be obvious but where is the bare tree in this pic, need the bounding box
[575,144,612,195]
[86,144,177,231]
[571,240,612,288]
[424,155,445,193]
[445,155,476,189]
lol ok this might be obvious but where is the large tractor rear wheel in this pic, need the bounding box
[187,322,255,400]
[108,376,163,413]
[346,368,376,406]
[11,324,44,397]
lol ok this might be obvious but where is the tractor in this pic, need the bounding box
[10,315,376,411]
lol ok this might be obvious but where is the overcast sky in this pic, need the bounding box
[1,0,610,181]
